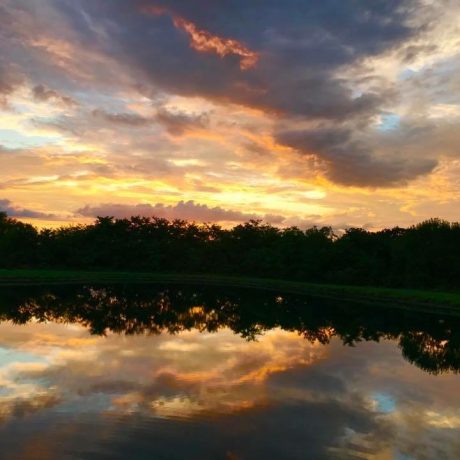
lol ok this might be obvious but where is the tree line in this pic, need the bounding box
[1,211,459,290]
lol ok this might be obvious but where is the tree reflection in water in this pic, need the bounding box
[0,284,459,375]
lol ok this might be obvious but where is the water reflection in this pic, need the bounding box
[1,284,459,374]
[0,284,459,459]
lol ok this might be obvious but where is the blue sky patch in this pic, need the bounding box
[372,391,396,413]
[377,114,401,132]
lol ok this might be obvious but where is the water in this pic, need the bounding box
[0,283,459,459]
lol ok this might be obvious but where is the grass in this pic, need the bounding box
[0,269,460,315]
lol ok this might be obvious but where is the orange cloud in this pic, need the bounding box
[173,17,258,70]
[144,6,258,70]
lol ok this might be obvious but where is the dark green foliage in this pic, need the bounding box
[0,212,38,267]
[0,211,459,290]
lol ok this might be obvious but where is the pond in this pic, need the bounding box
[0,283,459,459]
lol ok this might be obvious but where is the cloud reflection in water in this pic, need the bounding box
[0,284,459,459]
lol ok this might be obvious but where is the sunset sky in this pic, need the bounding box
[1,0,460,229]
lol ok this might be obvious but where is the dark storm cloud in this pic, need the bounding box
[0,199,57,219]
[76,200,285,224]
[276,127,438,186]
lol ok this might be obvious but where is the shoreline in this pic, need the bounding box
[1,269,459,316]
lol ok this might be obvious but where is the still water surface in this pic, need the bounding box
[0,284,459,459]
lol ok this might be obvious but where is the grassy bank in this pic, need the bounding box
[1,269,459,315]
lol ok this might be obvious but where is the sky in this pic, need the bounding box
[1,0,460,229]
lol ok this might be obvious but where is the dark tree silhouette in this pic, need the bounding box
[0,211,459,290]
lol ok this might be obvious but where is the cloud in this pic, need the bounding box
[0,68,15,97]
[0,394,61,422]
[30,0,437,189]
[0,199,57,219]
[32,84,77,107]
[76,200,285,224]
[0,60,23,108]
[0,0,459,224]
[172,16,258,71]
[276,127,438,187]
[2,300,460,459]
[90,107,208,135]
[144,7,259,70]
[155,107,209,135]
[92,109,151,127]
[47,0,416,121]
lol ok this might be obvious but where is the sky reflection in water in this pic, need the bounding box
[0,284,459,460]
